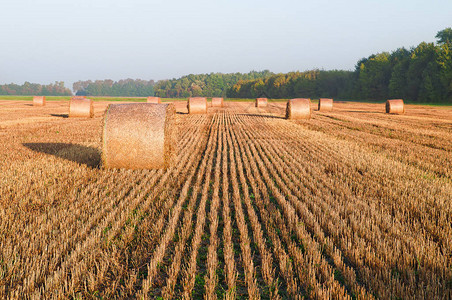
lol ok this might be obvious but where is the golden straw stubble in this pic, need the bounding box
[318,98,333,111]
[102,103,176,169]
[211,97,224,107]
[147,97,161,104]
[286,98,311,119]
[386,99,405,114]
[187,97,207,114]
[33,96,46,106]
[69,98,94,118]
[256,98,268,107]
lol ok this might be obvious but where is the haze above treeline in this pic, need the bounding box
[1,29,451,104]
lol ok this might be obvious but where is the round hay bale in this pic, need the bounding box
[211,97,224,107]
[255,98,268,107]
[386,99,404,114]
[286,98,311,119]
[33,96,46,106]
[318,98,333,111]
[69,98,94,118]
[147,97,161,104]
[102,103,176,169]
[187,97,207,114]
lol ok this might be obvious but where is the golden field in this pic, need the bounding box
[0,100,451,299]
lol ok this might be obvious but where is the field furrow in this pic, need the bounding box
[138,115,216,299]
[237,113,451,298]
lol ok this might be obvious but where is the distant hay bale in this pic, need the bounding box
[187,97,207,114]
[69,98,94,118]
[255,98,268,107]
[286,98,311,119]
[33,96,46,106]
[102,103,176,169]
[72,96,86,100]
[211,97,224,107]
[318,98,333,111]
[386,99,405,114]
[147,97,161,104]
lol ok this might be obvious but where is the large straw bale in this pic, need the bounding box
[318,98,333,111]
[147,97,161,104]
[255,98,268,107]
[211,97,224,107]
[102,103,176,169]
[386,99,405,114]
[286,98,311,119]
[187,97,207,114]
[33,96,46,106]
[69,98,94,118]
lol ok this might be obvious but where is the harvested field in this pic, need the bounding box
[0,99,451,299]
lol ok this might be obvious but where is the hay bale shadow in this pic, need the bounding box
[23,143,101,168]
[50,113,69,118]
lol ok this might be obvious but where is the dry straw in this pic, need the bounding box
[147,97,161,104]
[69,98,94,118]
[286,98,311,119]
[187,97,207,114]
[102,103,176,169]
[211,97,224,107]
[386,99,405,114]
[318,98,333,111]
[255,98,268,107]
[33,96,46,106]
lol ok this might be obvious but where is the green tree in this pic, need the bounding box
[389,48,411,98]
[73,79,154,97]
[0,82,71,96]
[155,71,274,98]
[436,43,452,101]
[407,42,437,101]
[435,27,452,45]
[356,52,392,100]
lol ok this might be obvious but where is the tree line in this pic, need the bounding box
[153,70,274,98]
[353,29,451,103]
[73,79,155,97]
[0,81,72,96]
[227,70,354,99]
[228,28,452,103]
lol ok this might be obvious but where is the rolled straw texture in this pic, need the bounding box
[187,97,207,114]
[69,98,94,118]
[33,96,46,106]
[255,98,268,107]
[102,103,176,169]
[211,97,224,107]
[147,97,161,104]
[286,98,311,119]
[318,98,333,111]
[386,99,405,114]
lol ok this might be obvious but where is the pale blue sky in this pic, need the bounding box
[0,0,450,89]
